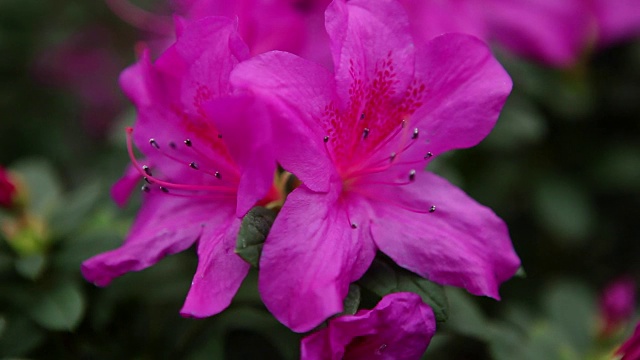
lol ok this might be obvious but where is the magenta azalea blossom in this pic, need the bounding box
[301,292,436,360]
[617,322,640,360]
[483,0,591,67]
[173,0,332,67]
[600,276,637,334]
[232,0,520,332]
[398,0,488,44]
[591,0,640,47]
[81,16,275,318]
[484,0,640,67]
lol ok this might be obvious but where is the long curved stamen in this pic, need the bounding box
[355,169,416,187]
[344,120,423,180]
[183,138,241,180]
[150,137,239,183]
[323,136,337,164]
[346,141,425,181]
[350,187,436,215]
[142,187,236,200]
[125,127,237,194]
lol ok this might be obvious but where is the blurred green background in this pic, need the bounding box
[1,0,639,359]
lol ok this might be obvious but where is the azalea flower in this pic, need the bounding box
[483,0,640,67]
[397,0,488,44]
[232,0,520,331]
[81,16,276,318]
[301,292,436,360]
[0,166,17,209]
[600,276,637,335]
[173,0,332,67]
[617,322,640,360]
[590,0,640,48]
[398,0,640,68]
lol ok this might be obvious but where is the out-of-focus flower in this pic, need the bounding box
[33,27,126,138]
[233,0,520,332]
[482,0,592,67]
[301,292,436,360]
[590,0,640,48]
[398,0,488,44]
[171,0,332,66]
[398,0,640,68]
[616,322,640,360]
[0,166,17,209]
[481,0,640,67]
[600,276,637,335]
[82,16,276,318]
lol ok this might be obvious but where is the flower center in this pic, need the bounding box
[319,55,438,229]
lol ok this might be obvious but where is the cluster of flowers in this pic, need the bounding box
[78,0,639,357]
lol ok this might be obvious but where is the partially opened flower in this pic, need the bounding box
[232,0,520,331]
[301,292,436,360]
[82,16,276,317]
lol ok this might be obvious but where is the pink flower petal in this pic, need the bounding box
[180,216,250,317]
[204,95,276,217]
[230,51,338,192]
[407,33,512,159]
[82,194,235,286]
[484,0,591,67]
[259,184,376,332]
[398,0,488,43]
[369,172,520,299]
[301,292,436,360]
[325,0,415,107]
[111,163,144,207]
[592,0,640,47]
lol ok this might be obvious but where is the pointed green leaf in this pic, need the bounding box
[235,207,276,267]
[342,284,361,316]
[395,269,449,323]
[28,282,85,331]
[358,258,449,322]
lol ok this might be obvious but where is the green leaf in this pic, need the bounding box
[533,176,595,245]
[14,253,46,280]
[11,158,63,219]
[358,258,397,296]
[342,284,361,316]
[358,258,449,322]
[0,315,45,356]
[443,288,489,340]
[212,307,300,360]
[50,180,102,237]
[28,281,85,331]
[0,315,6,337]
[235,207,276,268]
[543,279,596,354]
